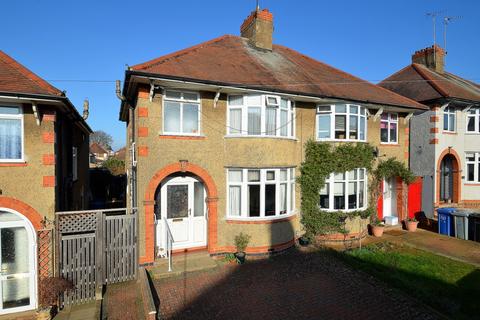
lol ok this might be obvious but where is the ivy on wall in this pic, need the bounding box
[298,140,415,238]
[298,140,375,238]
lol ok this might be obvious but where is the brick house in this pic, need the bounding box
[380,45,480,217]
[0,50,91,315]
[118,8,427,265]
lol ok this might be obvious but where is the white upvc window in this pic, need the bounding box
[443,106,456,132]
[466,152,480,183]
[316,104,366,141]
[319,168,367,211]
[227,94,295,138]
[0,105,24,162]
[380,112,398,144]
[163,90,201,135]
[227,168,295,219]
[466,107,480,134]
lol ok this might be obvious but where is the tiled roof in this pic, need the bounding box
[90,143,108,154]
[131,35,426,110]
[379,63,480,103]
[0,50,63,96]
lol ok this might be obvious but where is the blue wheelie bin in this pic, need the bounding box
[437,208,455,236]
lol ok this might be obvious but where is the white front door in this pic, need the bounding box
[0,210,36,315]
[383,178,397,218]
[159,177,207,250]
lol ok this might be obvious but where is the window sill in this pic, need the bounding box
[0,162,27,167]
[465,132,480,135]
[318,207,368,213]
[225,135,297,141]
[464,183,480,186]
[159,135,206,140]
[442,131,457,135]
[226,212,296,224]
[379,143,400,147]
[316,139,367,143]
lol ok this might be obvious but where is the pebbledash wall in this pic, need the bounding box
[410,104,480,215]
[131,85,411,263]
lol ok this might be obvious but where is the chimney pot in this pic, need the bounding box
[412,45,445,73]
[240,8,273,51]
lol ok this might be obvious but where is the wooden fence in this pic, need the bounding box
[56,208,137,306]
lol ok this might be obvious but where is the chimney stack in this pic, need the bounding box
[412,45,445,73]
[240,8,273,51]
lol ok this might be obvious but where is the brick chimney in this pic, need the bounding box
[411,45,445,73]
[240,9,273,51]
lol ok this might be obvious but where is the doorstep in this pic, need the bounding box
[148,251,219,279]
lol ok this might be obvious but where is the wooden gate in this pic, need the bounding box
[56,208,137,306]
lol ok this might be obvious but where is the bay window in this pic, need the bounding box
[466,107,480,133]
[0,105,23,161]
[466,153,480,183]
[443,106,455,132]
[316,104,366,141]
[380,113,398,143]
[227,94,295,138]
[319,169,367,211]
[163,90,201,135]
[227,168,295,219]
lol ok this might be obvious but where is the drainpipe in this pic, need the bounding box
[116,80,137,211]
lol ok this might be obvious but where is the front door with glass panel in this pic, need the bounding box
[383,178,397,218]
[160,177,207,249]
[0,210,36,315]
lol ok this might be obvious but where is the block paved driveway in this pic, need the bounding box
[154,249,440,320]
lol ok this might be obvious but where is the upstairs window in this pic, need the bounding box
[163,90,201,135]
[316,104,366,141]
[443,106,456,132]
[0,105,23,161]
[380,113,398,144]
[466,153,480,183]
[227,94,295,138]
[466,107,480,133]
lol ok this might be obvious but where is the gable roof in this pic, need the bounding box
[0,50,63,96]
[379,63,480,103]
[90,143,109,154]
[130,35,426,110]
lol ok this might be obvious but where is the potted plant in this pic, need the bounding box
[406,217,419,232]
[234,232,251,264]
[37,277,74,320]
[298,236,310,247]
[370,219,385,237]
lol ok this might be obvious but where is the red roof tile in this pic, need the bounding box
[380,63,480,103]
[90,143,109,155]
[131,35,426,110]
[0,50,63,96]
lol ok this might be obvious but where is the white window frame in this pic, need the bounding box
[72,146,78,181]
[315,104,367,142]
[319,168,367,212]
[226,167,296,220]
[466,152,480,183]
[226,94,295,138]
[443,106,456,132]
[0,104,24,163]
[380,112,398,144]
[162,90,201,136]
[466,107,480,134]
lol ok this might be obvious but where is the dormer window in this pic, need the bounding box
[227,94,295,138]
[316,104,366,141]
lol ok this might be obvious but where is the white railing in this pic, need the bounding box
[163,218,173,272]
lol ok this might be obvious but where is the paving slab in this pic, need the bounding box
[54,301,99,320]
[149,251,219,279]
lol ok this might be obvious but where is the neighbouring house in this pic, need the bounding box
[118,8,427,264]
[114,146,126,161]
[89,141,109,166]
[380,45,480,217]
[0,50,91,315]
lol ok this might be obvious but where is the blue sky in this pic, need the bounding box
[2,0,479,149]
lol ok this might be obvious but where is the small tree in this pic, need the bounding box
[91,130,113,151]
[102,157,125,176]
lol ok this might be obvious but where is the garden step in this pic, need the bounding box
[149,252,219,279]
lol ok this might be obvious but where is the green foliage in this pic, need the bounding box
[234,232,251,252]
[299,140,376,238]
[102,157,125,176]
[373,157,415,185]
[223,253,237,263]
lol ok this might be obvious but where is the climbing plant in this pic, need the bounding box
[298,140,376,238]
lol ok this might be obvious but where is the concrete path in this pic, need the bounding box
[149,251,219,279]
[54,301,100,320]
[381,228,480,267]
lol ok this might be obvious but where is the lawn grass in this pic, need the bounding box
[336,242,480,319]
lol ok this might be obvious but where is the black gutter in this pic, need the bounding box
[125,70,429,111]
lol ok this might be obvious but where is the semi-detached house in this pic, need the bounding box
[118,8,427,264]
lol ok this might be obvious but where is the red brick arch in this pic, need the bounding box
[436,148,462,205]
[142,162,218,264]
[0,196,43,230]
